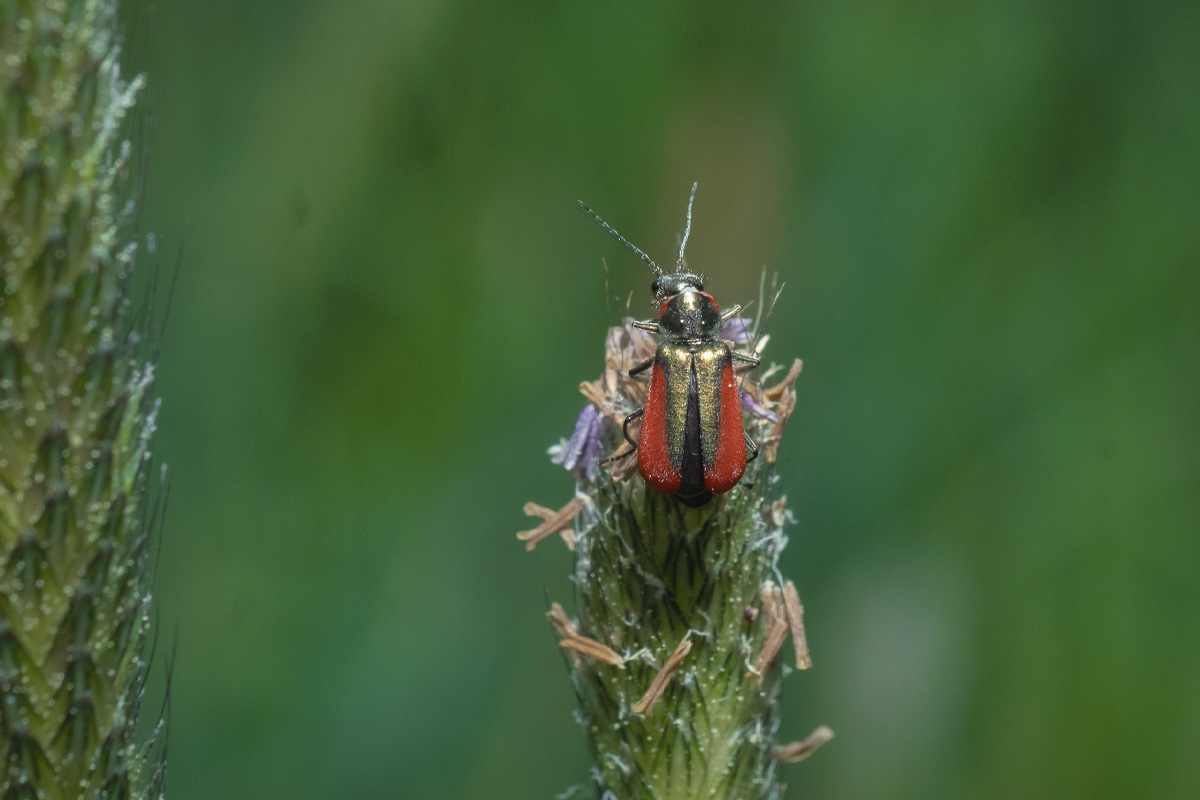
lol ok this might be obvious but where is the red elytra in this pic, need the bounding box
[706,359,747,493]
[637,362,680,494]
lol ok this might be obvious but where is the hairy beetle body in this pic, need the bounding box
[580,187,759,506]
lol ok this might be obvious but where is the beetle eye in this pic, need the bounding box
[651,279,661,295]
[695,281,704,291]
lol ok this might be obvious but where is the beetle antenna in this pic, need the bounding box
[578,200,663,276]
[676,181,698,272]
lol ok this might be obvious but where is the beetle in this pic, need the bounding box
[580,185,760,506]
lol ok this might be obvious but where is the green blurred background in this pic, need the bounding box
[118,1,1198,798]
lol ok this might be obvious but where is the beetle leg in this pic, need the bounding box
[626,357,655,379]
[623,407,645,450]
[731,351,760,367]
[720,303,743,320]
[632,319,660,332]
[744,430,760,464]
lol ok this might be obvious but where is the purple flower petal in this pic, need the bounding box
[721,317,755,344]
[741,391,778,424]
[579,420,604,481]
[552,403,605,480]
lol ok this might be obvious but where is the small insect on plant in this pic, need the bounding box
[519,187,825,800]
[579,185,761,507]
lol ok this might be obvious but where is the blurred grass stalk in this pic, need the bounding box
[0,1,165,798]
[522,311,828,799]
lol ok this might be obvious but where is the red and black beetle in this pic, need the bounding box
[580,185,760,506]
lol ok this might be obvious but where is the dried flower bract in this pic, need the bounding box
[517,498,583,551]
[559,635,626,668]
[773,726,835,764]
[632,639,693,716]
[751,582,790,685]
[782,580,813,670]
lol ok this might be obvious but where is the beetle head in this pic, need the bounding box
[650,272,704,302]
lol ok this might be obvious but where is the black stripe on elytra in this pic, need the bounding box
[677,362,713,507]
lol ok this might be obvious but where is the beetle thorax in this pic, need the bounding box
[657,288,722,343]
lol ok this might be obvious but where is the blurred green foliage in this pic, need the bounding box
[120,0,1198,798]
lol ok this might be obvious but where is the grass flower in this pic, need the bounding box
[521,278,830,799]
[0,2,165,797]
